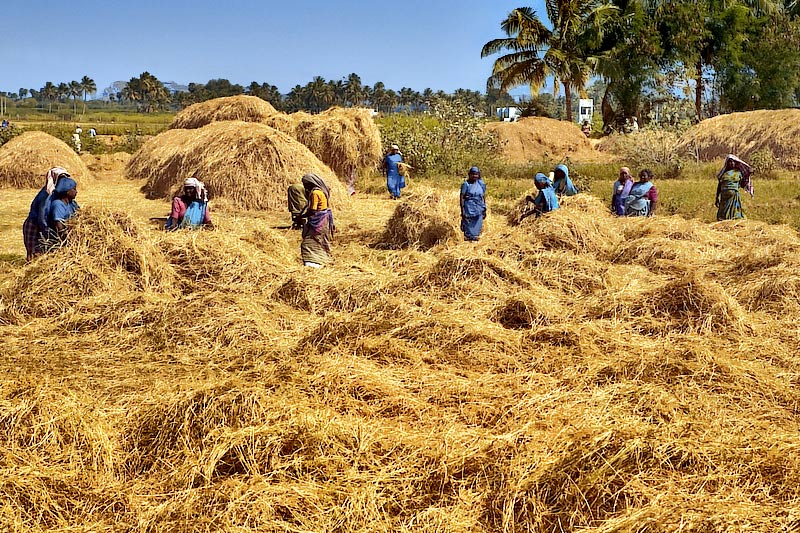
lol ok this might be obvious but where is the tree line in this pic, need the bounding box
[483,0,800,128]
[3,72,518,117]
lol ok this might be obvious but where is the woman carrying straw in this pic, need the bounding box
[44,175,80,251]
[460,166,487,242]
[715,154,753,220]
[22,167,70,260]
[300,173,335,268]
[521,173,560,221]
[166,177,213,230]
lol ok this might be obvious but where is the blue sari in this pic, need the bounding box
[460,179,486,241]
[552,164,578,196]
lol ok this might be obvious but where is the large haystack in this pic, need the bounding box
[676,109,800,167]
[126,121,350,211]
[169,95,278,130]
[0,131,92,188]
[293,107,383,178]
[379,187,460,250]
[484,117,607,163]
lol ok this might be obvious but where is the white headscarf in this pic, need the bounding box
[45,167,70,195]
[183,177,209,202]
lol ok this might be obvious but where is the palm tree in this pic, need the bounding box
[69,81,82,114]
[643,0,781,119]
[80,76,96,113]
[482,3,617,122]
[41,82,57,112]
[345,73,365,106]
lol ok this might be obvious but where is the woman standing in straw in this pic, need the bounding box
[22,167,70,260]
[552,163,578,196]
[715,154,753,220]
[300,173,335,268]
[460,166,487,242]
[45,175,80,250]
[384,144,404,200]
[611,167,633,216]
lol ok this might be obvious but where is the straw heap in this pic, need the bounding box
[0,131,92,189]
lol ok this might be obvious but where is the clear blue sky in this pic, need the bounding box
[1,0,549,97]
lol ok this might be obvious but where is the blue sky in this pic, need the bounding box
[1,0,549,97]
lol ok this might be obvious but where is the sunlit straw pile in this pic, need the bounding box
[484,116,607,163]
[676,109,800,167]
[126,121,351,211]
[293,106,383,178]
[169,94,279,129]
[379,186,460,250]
[3,180,800,532]
[0,131,92,188]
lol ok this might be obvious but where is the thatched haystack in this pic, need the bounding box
[484,117,608,163]
[0,131,92,188]
[293,107,382,178]
[675,109,800,167]
[126,121,350,211]
[379,187,459,250]
[169,95,278,130]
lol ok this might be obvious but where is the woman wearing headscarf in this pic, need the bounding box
[552,163,578,196]
[46,176,80,248]
[166,177,212,230]
[532,173,560,216]
[625,169,658,217]
[383,144,404,200]
[287,182,308,229]
[22,167,70,260]
[611,167,634,216]
[460,166,487,242]
[715,154,753,220]
[300,173,335,267]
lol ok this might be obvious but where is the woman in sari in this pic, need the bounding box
[22,167,70,260]
[611,167,633,216]
[552,163,578,196]
[460,166,486,242]
[166,177,212,230]
[45,176,80,251]
[715,154,753,220]
[300,173,335,268]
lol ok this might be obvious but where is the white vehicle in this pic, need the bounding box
[578,99,594,124]
[496,106,522,122]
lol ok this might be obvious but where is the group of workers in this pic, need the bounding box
[22,151,753,267]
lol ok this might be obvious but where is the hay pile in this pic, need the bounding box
[169,95,278,129]
[0,131,92,188]
[4,183,800,532]
[379,187,460,250]
[293,107,383,178]
[484,117,607,163]
[126,121,350,211]
[675,109,800,167]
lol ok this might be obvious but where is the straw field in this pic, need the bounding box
[484,117,610,164]
[675,109,800,167]
[2,165,800,532]
[125,121,351,211]
[169,95,279,129]
[0,131,92,189]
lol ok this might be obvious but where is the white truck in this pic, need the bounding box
[496,106,522,122]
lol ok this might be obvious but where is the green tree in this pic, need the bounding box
[482,3,618,122]
[40,82,57,112]
[344,73,366,106]
[646,0,780,119]
[69,80,81,114]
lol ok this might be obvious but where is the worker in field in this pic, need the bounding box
[525,173,560,220]
[611,167,634,216]
[383,143,404,200]
[460,166,487,242]
[22,167,70,260]
[287,182,308,229]
[300,173,335,267]
[625,169,658,217]
[43,175,80,251]
[551,163,578,196]
[165,177,213,230]
[715,154,753,221]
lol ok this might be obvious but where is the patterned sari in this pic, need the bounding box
[716,170,745,220]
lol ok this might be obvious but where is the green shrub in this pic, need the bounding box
[0,124,20,147]
[749,149,779,179]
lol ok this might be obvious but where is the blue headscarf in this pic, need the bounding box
[534,173,551,186]
[469,166,480,175]
[54,177,77,195]
[552,164,578,196]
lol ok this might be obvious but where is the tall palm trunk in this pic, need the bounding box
[564,81,573,122]
[695,59,703,121]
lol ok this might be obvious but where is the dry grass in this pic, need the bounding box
[0,131,93,189]
[169,95,278,129]
[484,117,610,164]
[126,121,351,211]
[3,170,800,532]
[293,107,383,178]
[676,109,800,167]
[379,186,461,250]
